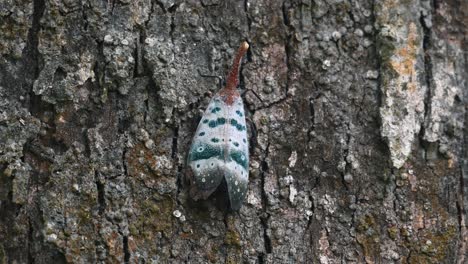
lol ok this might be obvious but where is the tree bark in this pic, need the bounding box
[0,0,467,263]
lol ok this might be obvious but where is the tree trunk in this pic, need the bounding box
[0,0,467,263]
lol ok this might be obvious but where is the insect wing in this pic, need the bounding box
[188,95,249,209]
[223,96,249,210]
[188,96,226,199]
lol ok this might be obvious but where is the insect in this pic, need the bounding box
[187,42,250,210]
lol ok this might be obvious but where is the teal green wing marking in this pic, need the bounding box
[188,95,249,210]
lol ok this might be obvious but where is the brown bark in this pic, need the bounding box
[0,0,467,263]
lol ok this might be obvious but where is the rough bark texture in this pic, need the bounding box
[0,0,467,263]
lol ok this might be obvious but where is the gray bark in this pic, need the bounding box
[0,0,467,263]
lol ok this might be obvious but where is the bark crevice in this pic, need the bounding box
[419,3,434,161]
[259,141,272,256]
[24,0,45,107]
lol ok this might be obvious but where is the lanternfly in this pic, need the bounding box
[187,42,250,210]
